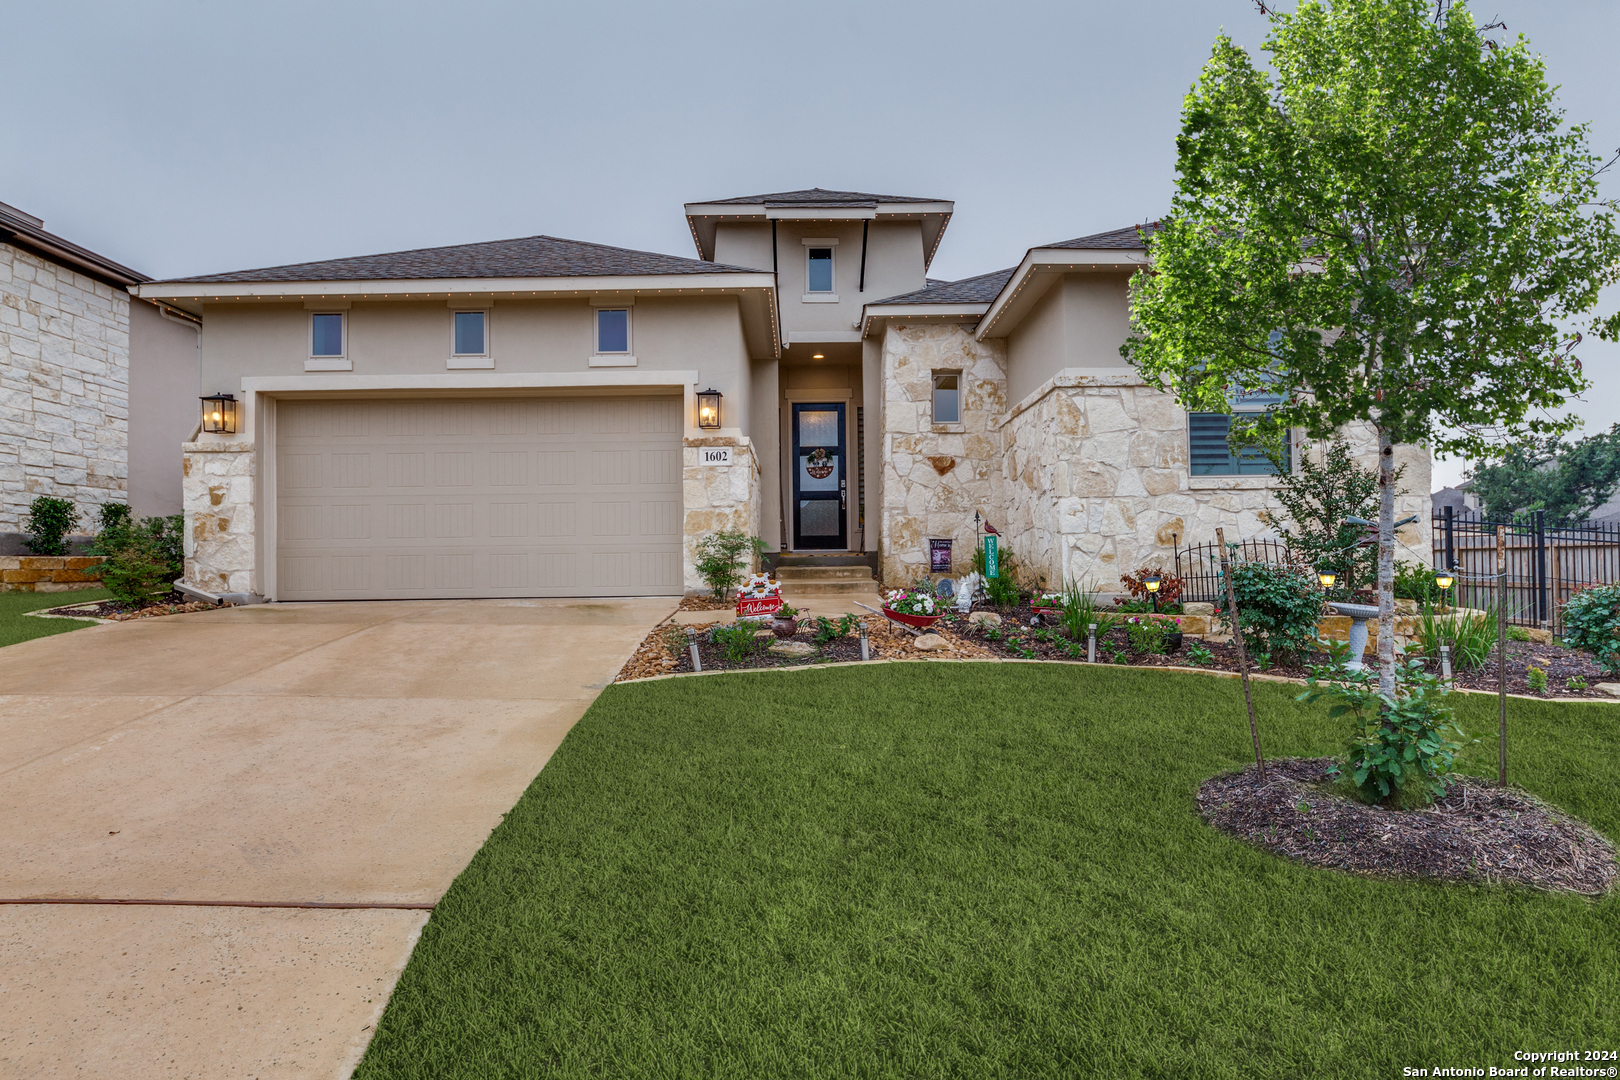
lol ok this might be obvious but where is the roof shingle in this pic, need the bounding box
[869,267,1015,306]
[693,187,950,208]
[1041,222,1161,251]
[152,234,761,285]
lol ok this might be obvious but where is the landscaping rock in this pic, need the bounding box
[967,612,1002,628]
[912,634,948,651]
[767,640,815,658]
[1182,602,1214,616]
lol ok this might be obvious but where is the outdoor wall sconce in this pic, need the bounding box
[697,388,722,431]
[200,392,238,434]
[1317,569,1337,589]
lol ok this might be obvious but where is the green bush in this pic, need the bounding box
[1561,583,1620,675]
[23,496,80,556]
[972,544,1024,609]
[693,531,765,601]
[1125,617,1168,655]
[1045,580,1117,642]
[89,509,184,609]
[1216,558,1323,663]
[708,622,766,663]
[812,614,858,647]
[1393,559,1445,605]
[1299,658,1470,808]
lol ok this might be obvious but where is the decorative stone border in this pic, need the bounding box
[0,556,104,593]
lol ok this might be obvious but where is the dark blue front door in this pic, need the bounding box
[792,403,846,550]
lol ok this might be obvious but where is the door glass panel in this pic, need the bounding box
[799,410,839,446]
[798,448,839,491]
[798,499,840,535]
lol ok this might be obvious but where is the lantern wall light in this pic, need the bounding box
[200,392,238,434]
[1317,569,1337,590]
[696,388,722,431]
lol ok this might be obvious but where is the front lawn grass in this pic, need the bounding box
[358,664,1620,1079]
[0,587,109,648]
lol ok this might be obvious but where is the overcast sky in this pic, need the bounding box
[6,0,1616,490]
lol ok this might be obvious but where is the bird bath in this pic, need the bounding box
[1328,602,1381,671]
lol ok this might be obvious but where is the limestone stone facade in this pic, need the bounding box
[0,243,130,533]
[181,441,256,595]
[683,435,763,591]
[878,325,1432,593]
[877,323,1008,584]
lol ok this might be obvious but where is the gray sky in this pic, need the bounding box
[7,0,1616,490]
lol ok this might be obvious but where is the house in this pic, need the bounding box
[131,188,1431,602]
[0,200,199,551]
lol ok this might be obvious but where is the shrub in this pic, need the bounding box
[972,544,1024,609]
[1299,658,1470,808]
[812,614,858,647]
[1216,558,1323,664]
[1120,566,1184,607]
[1561,584,1620,675]
[1393,559,1445,605]
[708,622,766,663]
[90,512,184,609]
[1413,601,1498,672]
[1185,642,1215,667]
[1044,580,1117,642]
[659,625,688,659]
[1526,666,1549,693]
[1259,436,1394,596]
[1125,617,1168,655]
[1507,626,1531,643]
[694,531,765,601]
[23,496,80,556]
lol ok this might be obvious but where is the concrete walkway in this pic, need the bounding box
[0,597,670,1078]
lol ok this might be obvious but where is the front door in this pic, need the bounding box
[791,402,847,550]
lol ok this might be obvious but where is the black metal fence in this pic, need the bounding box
[1173,538,1293,605]
[1433,508,1620,633]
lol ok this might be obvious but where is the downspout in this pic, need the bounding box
[859,220,868,293]
[771,219,783,350]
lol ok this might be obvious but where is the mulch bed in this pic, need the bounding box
[1447,639,1611,698]
[1198,757,1618,895]
[44,591,216,622]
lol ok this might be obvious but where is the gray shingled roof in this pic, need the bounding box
[869,267,1015,306]
[1041,222,1162,250]
[152,234,762,285]
[0,201,147,286]
[694,187,950,208]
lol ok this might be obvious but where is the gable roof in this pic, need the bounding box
[151,234,759,285]
[694,187,950,208]
[869,267,1016,306]
[0,200,147,288]
[1041,222,1161,251]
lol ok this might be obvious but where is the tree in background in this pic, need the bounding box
[1467,423,1620,522]
[1123,0,1620,693]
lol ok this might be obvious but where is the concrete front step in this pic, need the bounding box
[780,580,880,597]
[774,565,875,583]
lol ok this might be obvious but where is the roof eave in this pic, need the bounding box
[0,219,148,289]
[134,271,778,302]
[861,302,989,337]
[974,249,1147,340]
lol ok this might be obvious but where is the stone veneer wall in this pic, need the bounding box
[0,243,130,532]
[682,435,762,593]
[877,323,1008,585]
[181,441,256,595]
[997,371,1432,590]
[0,555,104,593]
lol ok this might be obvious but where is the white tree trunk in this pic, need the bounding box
[1377,427,1398,696]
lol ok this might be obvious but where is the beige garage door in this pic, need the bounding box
[274,396,683,601]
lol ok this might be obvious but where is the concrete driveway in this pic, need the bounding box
[0,597,670,1078]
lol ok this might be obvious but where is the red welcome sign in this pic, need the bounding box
[737,595,783,618]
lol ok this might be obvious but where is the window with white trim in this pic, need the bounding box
[311,312,345,357]
[596,308,630,353]
[453,311,486,356]
[806,247,834,293]
[932,371,961,424]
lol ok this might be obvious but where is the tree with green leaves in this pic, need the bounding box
[1123,0,1620,693]
[1260,437,1396,596]
[1467,423,1620,522]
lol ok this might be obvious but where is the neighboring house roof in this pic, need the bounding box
[975,220,1160,341]
[693,187,951,208]
[870,268,1016,306]
[148,234,760,285]
[0,200,147,288]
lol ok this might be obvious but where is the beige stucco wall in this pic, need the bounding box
[127,299,199,519]
[877,322,1007,585]
[1004,272,1133,403]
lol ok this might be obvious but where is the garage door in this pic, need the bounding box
[274,396,683,601]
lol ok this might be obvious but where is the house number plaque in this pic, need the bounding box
[700,447,732,466]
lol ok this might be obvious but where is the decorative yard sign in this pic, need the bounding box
[700,447,732,466]
[929,539,952,573]
[735,573,783,620]
[983,534,998,579]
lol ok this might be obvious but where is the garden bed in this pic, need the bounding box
[1198,757,1617,895]
[40,591,215,622]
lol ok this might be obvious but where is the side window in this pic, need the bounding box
[311,312,345,357]
[1188,412,1289,475]
[453,311,486,356]
[806,247,834,293]
[596,308,630,354]
[932,371,961,424]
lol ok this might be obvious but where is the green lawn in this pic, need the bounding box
[0,587,109,648]
[357,664,1620,1079]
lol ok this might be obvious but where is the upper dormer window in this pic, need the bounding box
[806,247,834,293]
[311,312,345,357]
[596,308,630,353]
[453,311,486,356]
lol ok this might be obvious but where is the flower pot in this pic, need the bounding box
[771,617,798,639]
[883,607,944,629]
[1164,631,1183,654]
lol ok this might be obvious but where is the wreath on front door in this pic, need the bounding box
[805,447,834,479]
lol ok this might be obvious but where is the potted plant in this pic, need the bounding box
[772,605,800,639]
[882,588,945,629]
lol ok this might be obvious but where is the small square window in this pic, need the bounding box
[311,313,344,357]
[932,372,960,424]
[453,311,486,356]
[596,308,630,353]
[806,247,834,293]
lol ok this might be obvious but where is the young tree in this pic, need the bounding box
[1260,437,1395,595]
[1123,0,1620,693]
[1467,423,1620,522]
